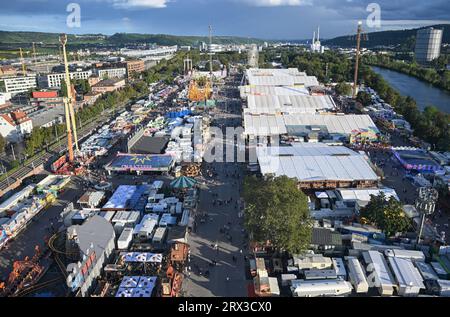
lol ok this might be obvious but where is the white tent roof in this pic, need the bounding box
[240,85,310,98]
[244,113,379,137]
[337,188,399,203]
[245,94,336,114]
[245,68,319,87]
[256,144,378,182]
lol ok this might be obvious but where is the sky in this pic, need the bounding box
[0,0,449,39]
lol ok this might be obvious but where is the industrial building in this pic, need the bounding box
[415,27,443,64]
[256,143,379,189]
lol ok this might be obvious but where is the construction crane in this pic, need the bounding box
[19,48,27,76]
[32,42,37,64]
[59,33,80,163]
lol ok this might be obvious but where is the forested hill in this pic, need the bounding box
[0,30,265,46]
[323,24,450,49]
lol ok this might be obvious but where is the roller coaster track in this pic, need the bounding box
[14,277,63,297]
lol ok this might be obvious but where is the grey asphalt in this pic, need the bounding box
[183,77,249,297]
[368,132,450,243]
[0,178,84,281]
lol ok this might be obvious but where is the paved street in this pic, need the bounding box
[183,74,249,297]
[0,177,85,280]
[367,132,450,243]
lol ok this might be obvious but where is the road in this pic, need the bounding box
[0,177,85,281]
[367,132,450,243]
[183,74,249,297]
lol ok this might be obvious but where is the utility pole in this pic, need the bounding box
[352,21,363,99]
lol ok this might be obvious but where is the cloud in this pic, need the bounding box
[240,0,312,7]
[111,0,169,9]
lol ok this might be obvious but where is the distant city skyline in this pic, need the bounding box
[0,0,449,40]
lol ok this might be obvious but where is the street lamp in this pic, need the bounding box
[416,187,439,244]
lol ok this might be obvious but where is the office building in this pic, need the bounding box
[96,67,127,80]
[123,60,145,77]
[2,75,37,94]
[39,70,92,88]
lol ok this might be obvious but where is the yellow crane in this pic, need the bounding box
[32,42,37,64]
[19,48,27,76]
[59,33,80,162]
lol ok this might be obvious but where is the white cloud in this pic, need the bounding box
[241,0,312,7]
[111,0,169,9]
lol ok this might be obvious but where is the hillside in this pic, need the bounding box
[0,31,106,45]
[0,30,265,47]
[323,24,450,49]
[107,33,265,46]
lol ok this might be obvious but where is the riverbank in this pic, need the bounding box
[360,64,450,151]
[364,57,450,93]
[370,66,450,113]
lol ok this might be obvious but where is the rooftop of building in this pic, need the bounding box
[93,78,125,87]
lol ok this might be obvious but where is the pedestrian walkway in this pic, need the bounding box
[183,100,248,297]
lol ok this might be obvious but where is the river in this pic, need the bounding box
[371,66,450,114]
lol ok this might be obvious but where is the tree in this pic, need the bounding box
[335,82,352,96]
[0,134,6,154]
[10,159,20,169]
[243,175,312,254]
[356,91,372,107]
[360,193,411,237]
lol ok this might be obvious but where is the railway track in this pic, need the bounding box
[14,277,63,297]
[0,112,116,192]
